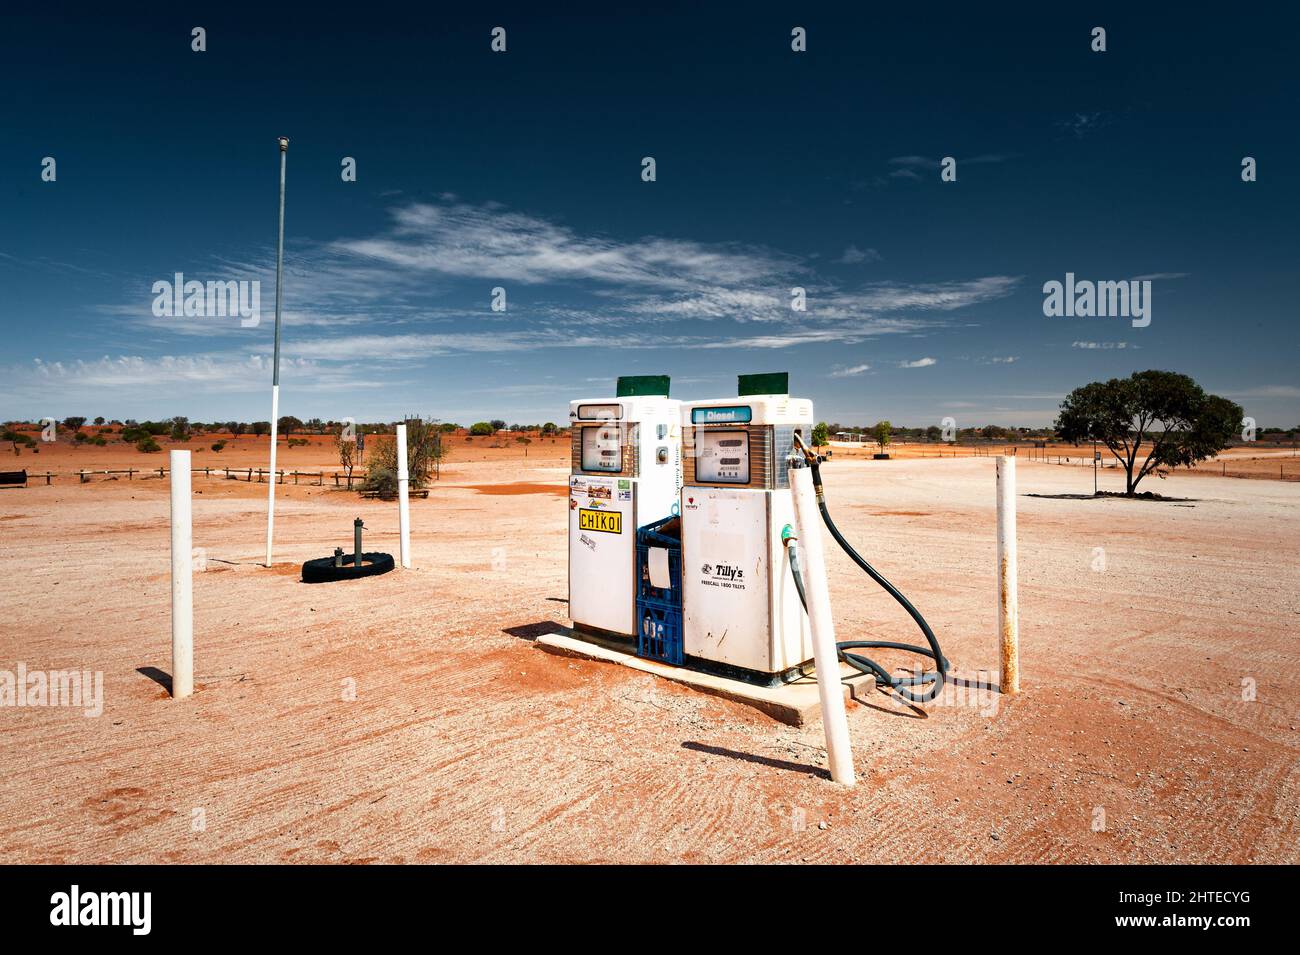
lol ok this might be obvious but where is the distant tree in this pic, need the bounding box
[170,416,191,441]
[1055,370,1242,496]
[925,425,942,441]
[541,422,559,436]
[981,424,1008,441]
[470,422,494,436]
[335,426,357,484]
[251,421,271,436]
[93,416,105,426]
[62,416,87,434]
[811,422,829,447]
[515,435,532,457]
[227,421,245,438]
[872,420,892,453]
[489,419,506,432]
[277,415,303,441]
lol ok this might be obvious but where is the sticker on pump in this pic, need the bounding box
[578,508,622,534]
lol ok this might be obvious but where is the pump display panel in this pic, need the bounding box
[581,425,623,472]
[694,429,750,484]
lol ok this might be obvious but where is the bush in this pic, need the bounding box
[136,436,161,453]
[211,441,227,452]
[91,435,107,446]
[361,421,446,496]
[469,422,494,436]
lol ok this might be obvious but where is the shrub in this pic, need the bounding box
[211,441,227,452]
[361,420,446,496]
[136,436,161,453]
[469,422,494,436]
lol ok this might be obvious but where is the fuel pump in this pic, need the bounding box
[678,373,814,683]
[568,376,682,637]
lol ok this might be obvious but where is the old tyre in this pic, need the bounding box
[301,551,396,583]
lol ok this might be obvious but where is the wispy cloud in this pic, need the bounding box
[1056,112,1110,139]
[830,363,872,377]
[336,201,797,291]
[6,353,384,405]
[1225,385,1300,398]
[884,154,1013,182]
[899,357,937,368]
[835,244,881,265]
[1071,341,1134,350]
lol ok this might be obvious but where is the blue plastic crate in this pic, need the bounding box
[636,516,682,605]
[636,596,684,665]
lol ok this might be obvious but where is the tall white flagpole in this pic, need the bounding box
[265,136,288,567]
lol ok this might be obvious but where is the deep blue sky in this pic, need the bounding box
[2,3,1296,427]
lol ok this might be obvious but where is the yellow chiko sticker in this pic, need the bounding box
[578,508,622,534]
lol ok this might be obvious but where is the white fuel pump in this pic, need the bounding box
[568,376,682,637]
[679,373,814,683]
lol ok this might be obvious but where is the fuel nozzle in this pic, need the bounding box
[791,431,818,466]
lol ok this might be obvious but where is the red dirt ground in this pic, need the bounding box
[0,436,1295,863]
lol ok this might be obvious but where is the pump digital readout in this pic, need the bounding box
[695,429,750,484]
[581,426,622,472]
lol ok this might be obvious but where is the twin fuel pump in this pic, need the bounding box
[567,373,947,701]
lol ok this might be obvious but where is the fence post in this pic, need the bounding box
[997,457,1020,694]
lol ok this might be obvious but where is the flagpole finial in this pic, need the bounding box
[277,136,289,151]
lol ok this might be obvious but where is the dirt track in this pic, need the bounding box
[1,448,1296,863]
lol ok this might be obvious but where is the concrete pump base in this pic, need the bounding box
[536,627,857,727]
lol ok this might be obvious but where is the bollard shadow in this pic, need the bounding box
[948,673,1001,694]
[1022,493,1100,500]
[681,741,828,781]
[503,620,569,642]
[136,666,172,693]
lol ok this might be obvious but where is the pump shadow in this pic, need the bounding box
[681,741,828,780]
[503,621,570,642]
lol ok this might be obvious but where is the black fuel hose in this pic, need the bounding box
[787,435,949,704]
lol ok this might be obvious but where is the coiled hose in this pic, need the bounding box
[786,434,949,703]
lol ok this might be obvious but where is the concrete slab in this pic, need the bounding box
[535,628,856,726]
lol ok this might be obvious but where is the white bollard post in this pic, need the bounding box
[170,450,194,699]
[789,466,855,786]
[996,456,1020,694]
[264,387,279,567]
[396,424,411,569]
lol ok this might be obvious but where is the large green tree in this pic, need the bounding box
[1055,370,1242,495]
